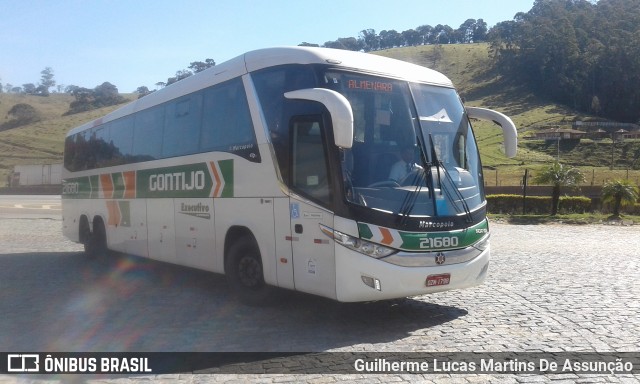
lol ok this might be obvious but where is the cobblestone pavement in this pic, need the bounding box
[0,209,639,383]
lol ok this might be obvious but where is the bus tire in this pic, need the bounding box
[225,236,275,306]
[84,218,108,258]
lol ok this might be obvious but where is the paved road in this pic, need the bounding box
[0,197,638,382]
[0,195,61,220]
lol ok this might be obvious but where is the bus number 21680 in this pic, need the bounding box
[420,236,459,249]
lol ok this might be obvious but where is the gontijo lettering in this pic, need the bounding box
[149,170,206,191]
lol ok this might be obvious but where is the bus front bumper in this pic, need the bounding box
[334,244,490,302]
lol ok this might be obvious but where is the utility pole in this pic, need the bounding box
[522,169,529,215]
[610,133,615,170]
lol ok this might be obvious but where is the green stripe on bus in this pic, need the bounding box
[62,160,234,199]
[397,220,488,251]
[218,159,234,198]
[357,219,488,251]
[112,172,125,199]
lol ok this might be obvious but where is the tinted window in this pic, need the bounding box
[64,77,259,171]
[201,79,254,152]
[133,105,164,162]
[63,136,75,170]
[110,117,134,162]
[162,94,203,158]
[91,125,112,168]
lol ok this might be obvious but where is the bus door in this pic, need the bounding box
[288,116,337,299]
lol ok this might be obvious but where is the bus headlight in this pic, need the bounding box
[320,225,397,258]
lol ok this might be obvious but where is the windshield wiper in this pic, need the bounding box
[396,133,436,226]
[428,134,443,197]
[428,133,473,223]
[396,155,425,226]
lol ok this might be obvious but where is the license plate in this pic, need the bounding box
[426,273,450,287]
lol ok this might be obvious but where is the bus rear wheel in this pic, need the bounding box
[225,237,275,305]
[84,219,108,258]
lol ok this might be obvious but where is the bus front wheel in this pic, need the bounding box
[225,237,275,305]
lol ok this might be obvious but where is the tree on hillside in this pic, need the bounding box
[189,59,215,73]
[65,85,80,94]
[359,29,379,51]
[433,25,454,44]
[402,29,422,46]
[38,67,55,96]
[93,82,125,107]
[416,25,434,45]
[591,95,601,116]
[473,19,488,42]
[487,20,518,60]
[487,0,640,123]
[66,87,97,114]
[458,19,478,43]
[166,70,192,86]
[1,103,41,130]
[378,30,402,49]
[534,162,586,216]
[65,82,127,115]
[163,58,217,86]
[23,83,37,94]
[601,179,639,217]
[324,37,361,51]
[136,86,152,98]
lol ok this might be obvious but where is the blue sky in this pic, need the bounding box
[1,0,534,92]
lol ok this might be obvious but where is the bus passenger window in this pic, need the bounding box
[133,106,164,162]
[162,94,203,158]
[201,79,255,153]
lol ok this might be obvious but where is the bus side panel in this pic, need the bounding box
[174,198,217,271]
[214,198,277,285]
[273,197,294,289]
[62,199,81,243]
[124,199,148,257]
[104,199,146,256]
[147,198,176,264]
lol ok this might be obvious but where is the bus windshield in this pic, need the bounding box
[322,71,484,220]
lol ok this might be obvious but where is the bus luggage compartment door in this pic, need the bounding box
[147,199,176,263]
[174,198,216,271]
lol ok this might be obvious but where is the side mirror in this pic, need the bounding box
[284,88,354,149]
[466,107,518,158]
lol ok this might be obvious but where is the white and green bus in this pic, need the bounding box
[62,47,517,303]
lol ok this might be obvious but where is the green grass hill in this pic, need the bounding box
[0,94,135,184]
[1,44,639,187]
